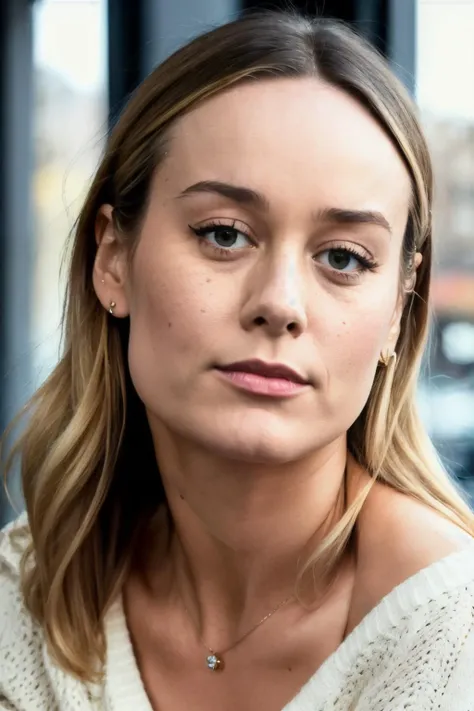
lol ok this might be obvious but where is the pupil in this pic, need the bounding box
[329,250,350,270]
[215,228,236,247]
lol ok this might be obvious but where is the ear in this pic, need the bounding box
[404,252,423,293]
[93,205,130,317]
[383,252,423,355]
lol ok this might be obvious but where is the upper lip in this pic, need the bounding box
[217,359,309,385]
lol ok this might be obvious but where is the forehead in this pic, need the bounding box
[164,77,411,225]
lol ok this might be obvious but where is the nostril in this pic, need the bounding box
[254,316,266,326]
[287,322,297,332]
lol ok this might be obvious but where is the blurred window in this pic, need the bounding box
[416,0,474,498]
[32,0,108,383]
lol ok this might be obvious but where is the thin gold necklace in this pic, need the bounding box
[182,469,348,671]
[185,594,295,671]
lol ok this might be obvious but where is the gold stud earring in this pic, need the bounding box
[109,301,116,315]
[379,349,395,366]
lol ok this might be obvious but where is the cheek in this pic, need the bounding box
[320,290,397,398]
[126,244,232,401]
[342,312,387,363]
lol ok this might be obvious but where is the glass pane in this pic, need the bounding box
[416,0,474,503]
[32,0,108,383]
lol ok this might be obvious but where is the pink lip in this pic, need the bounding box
[215,359,310,398]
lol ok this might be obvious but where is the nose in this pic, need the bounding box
[240,253,308,338]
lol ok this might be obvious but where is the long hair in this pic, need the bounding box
[3,10,474,682]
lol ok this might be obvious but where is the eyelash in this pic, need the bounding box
[189,220,254,258]
[322,242,378,282]
[188,222,379,281]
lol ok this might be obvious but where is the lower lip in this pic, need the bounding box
[216,369,309,397]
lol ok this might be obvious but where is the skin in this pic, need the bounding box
[93,77,427,708]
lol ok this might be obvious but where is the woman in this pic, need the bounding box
[1,10,474,711]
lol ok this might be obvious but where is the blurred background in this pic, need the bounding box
[0,0,473,525]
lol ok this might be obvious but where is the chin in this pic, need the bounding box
[220,440,296,464]
[151,399,334,465]
[197,419,319,465]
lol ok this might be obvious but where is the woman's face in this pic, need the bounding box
[98,77,412,463]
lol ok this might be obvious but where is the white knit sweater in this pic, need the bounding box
[1,515,474,711]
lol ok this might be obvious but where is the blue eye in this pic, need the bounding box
[319,249,361,272]
[191,224,252,250]
[315,247,376,274]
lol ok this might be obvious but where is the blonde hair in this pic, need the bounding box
[2,10,474,682]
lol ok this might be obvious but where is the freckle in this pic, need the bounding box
[206,278,211,283]
[201,309,206,313]
[288,667,292,672]
[168,321,172,328]
[179,494,185,500]
[342,321,346,326]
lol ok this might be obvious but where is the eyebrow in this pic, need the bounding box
[177,180,270,211]
[177,180,392,234]
[316,207,392,235]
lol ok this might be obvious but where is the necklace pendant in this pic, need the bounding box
[206,653,223,671]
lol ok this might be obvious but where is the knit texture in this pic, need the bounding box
[1,514,474,711]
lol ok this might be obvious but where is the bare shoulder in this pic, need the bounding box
[347,475,474,633]
[358,476,473,562]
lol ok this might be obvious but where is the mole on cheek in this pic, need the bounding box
[168,322,172,328]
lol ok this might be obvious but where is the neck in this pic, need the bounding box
[140,428,357,647]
